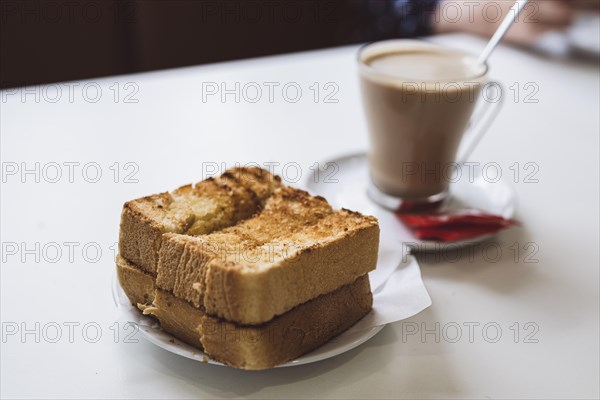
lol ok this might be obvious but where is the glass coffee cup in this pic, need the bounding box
[358,40,503,210]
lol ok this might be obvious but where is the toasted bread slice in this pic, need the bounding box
[155,186,379,325]
[119,167,281,274]
[142,275,373,370]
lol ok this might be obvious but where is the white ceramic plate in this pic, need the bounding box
[112,276,385,368]
[305,153,517,252]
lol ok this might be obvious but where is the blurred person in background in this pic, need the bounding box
[1,0,598,88]
[434,0,582,45]
[358,0,596,47]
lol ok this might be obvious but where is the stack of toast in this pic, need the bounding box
[116,167,380,370]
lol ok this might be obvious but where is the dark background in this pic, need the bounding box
[3,1,599,89]
[1,0,421,89]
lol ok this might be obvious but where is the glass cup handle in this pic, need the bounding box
[457,81,505,163]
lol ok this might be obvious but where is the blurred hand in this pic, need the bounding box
[434,0,577,46]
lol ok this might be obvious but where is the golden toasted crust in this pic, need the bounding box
[118,193,173,275]
[155,187,380,325]
[143,275,372,370]
[116,255,156,306]
[118,167,281,274]
[141,289,205,348]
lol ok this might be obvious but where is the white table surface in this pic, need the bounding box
[1,33,599,399]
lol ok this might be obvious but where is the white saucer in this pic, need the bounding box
[112,276,385,368]
[305,153,517,252]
